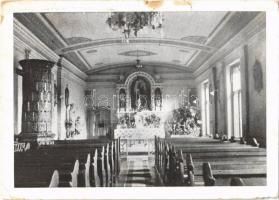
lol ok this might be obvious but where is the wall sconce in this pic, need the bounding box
[209,83,218,96]
[209,90,215,96]
[191,95,198,104]
[190,95,200,108]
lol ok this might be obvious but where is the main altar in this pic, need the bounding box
[113,71,165,155]
[114,110,165,154]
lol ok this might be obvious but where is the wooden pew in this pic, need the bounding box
[230,177,245,186]
[157,137,266,186]
[185,153,195,186]
[92,149,101,187]
[49,170,59,187]
[105,143,112,187]
[85,154,91,187]
[202,162,216,186]
[69,160,79,187]
[15,156,79,187]
[202,161,265,186]
[15,143,105,187]
[14,138,121,188]
[98,146,107,187]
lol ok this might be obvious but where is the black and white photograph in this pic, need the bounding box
[0,0,278,199]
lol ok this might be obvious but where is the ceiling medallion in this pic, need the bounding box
[106,12,163,43]
[118,50,157,57]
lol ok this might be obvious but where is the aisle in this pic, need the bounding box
[116,155,163,187]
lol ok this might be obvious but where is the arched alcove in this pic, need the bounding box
[154,87,162,111]
[116,71,163,111]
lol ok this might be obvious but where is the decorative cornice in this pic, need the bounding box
[14,18,88,81]
[86,61,191,74]
[191,12,261,72]
[124,71,156,86]
[38,13,92,70]
[185,12,233,66]
[86,72,194,83]
[193,12,265,78]
[58,37,215,54]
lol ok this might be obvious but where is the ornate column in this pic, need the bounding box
[56,56,63,140]
[19,59,55,145]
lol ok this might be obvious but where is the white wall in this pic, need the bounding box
[59,71,87,139]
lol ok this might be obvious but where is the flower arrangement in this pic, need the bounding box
[166,105,201,136]
[117,112,161,129]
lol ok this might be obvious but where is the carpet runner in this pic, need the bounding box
[117,155,163,187]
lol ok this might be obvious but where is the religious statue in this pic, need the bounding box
[119,91,126,110]
[65,85,69,107]
[134,79,147,110]
[155,88,162,110]
[74,116,81,136]
[69,103,75,123]
[130,76,151,110]
[137,96,142,110]
[65,103,75,138]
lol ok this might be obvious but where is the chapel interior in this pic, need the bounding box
[13,11,267,187]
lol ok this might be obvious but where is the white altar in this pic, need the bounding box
[114,127,165,154]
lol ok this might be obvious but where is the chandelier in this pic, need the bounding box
[136,59,143,69]
[135,50,143,69]
[106,12,163,43]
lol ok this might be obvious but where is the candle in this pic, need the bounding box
[40,92,43,101]
[27,101,30,111]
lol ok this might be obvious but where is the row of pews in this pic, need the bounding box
[154,136,266,186]
[14,138,121,187]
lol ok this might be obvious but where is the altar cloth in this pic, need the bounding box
[114,128,165,154]
[114,128,165,139]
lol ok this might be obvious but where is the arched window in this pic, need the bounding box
[226,61,242,138]
[230,64,242,138]
[201,80,210,136]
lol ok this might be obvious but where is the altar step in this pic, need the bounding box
[125,152,150,156]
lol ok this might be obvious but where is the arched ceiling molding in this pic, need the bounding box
[124,71,156,88]
[57,37,215,54]
[86,61,192,74]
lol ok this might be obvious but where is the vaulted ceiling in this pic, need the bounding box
[14,12,260,75]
